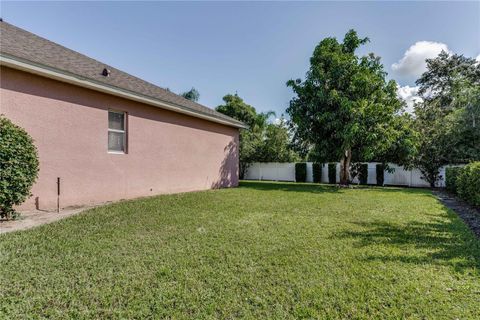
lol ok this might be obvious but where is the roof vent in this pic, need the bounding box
[102,68,110,77]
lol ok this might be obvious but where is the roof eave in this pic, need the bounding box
[0,53,246,129]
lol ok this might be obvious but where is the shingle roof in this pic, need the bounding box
[0,21,244,128]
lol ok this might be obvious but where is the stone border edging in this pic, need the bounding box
[433,190,480,239]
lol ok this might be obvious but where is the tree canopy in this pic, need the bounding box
[413,52,480,186]
[416,51,480,109]
[216,94,299,178]
[286,29,415,184]
[180,87,200,102]
[259,117,300,163]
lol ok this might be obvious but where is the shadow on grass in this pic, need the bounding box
[335,216,480,274]
[239,181,480,273]
[239,180,341,194]
[239,180,433,197]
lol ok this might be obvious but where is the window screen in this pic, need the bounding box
[108,111,126,153]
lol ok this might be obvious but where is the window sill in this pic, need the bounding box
[108,151,126,155]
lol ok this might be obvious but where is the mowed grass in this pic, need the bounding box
[1,182,479,319]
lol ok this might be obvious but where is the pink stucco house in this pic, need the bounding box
[0,21,244,211]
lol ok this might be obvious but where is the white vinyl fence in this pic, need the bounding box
[245,162,458,188]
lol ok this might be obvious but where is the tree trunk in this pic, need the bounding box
[340,149,352,185]
[239,163,245,180]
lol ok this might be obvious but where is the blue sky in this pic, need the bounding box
[1,1,479,116]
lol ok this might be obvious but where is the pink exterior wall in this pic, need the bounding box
[0,67,239,211]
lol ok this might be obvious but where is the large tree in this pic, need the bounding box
[287,30,410,184]
[413,52,480,186]
[416,51,480,109]
[412,108,450,187]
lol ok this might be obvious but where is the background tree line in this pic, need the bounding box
[216,94,299,178]
[179,89,300,179]
[188,31,479,186]
[413,51,480,186]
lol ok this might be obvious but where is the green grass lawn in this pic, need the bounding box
[1,181,479,319]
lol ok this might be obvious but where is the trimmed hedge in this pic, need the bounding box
[456,162,480,206]
[359,164,368,185]
[376,164,385,186]
[445,167,463,193]
[328,163,336,184]
[312,163,322,183]
[0,116,39,218]
[295,162,307,183]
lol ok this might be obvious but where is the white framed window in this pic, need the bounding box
[108,110,127,153]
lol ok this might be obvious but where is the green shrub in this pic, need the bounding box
[456,162,480,206]
[359,164,368,185]
[376,164,385,186]
[312,163,322,183]
[295,162,307,183]
[445,166,463,193]
[328,163,336,184]
[0,116,39,218]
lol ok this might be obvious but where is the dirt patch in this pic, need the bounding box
[0,206,95,234]
[433,189,480,238]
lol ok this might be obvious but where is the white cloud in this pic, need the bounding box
[392,41,450,78]
[273,117,282,125]
[476,54,480,62]
[397,85,422,113]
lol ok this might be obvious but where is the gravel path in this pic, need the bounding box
[433,190,480,239]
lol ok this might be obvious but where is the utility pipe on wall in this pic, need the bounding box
[57,177,60,213]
